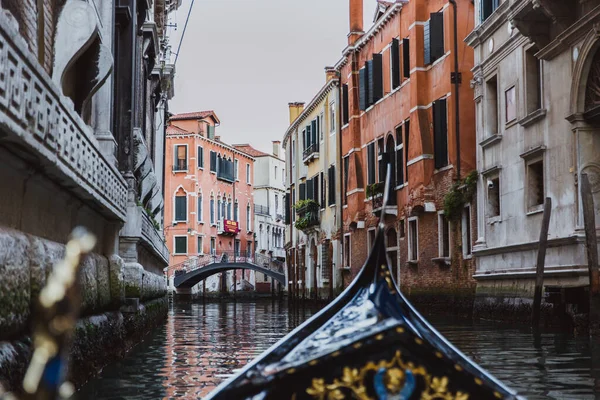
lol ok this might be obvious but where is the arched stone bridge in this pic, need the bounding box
[172,252,286,289]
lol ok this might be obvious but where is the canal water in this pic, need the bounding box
[75,300,600,399]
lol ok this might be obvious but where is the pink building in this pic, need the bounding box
[165,111,255,292]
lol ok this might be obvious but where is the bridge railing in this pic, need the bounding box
[167,251,284,277]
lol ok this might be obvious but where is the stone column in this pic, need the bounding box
[91,0,117,165]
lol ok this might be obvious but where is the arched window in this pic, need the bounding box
[247,203,251,231]
[227,196,232,220]
[217,196,222,220]
[210,194,215,225]
[197,191,203,223]
[173,187,187,222]
[234,200,239,222]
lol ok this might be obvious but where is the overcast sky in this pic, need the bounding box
[169,0,375,155]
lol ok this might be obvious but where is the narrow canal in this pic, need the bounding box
[75,300,600,399]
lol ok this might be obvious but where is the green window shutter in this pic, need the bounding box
[433,98,448,169]
[359,68,367,111]
[175,196,187,221]
[430,12,444,62]
[372,54,383,103]
[175,237,187,254]
[403,38,410,78]
[342,84,350,124]
[391,39,400,89]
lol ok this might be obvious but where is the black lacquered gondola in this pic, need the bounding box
[205,168,523,400]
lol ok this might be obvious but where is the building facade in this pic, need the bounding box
[337,0,477,308]
[283,69,343,301]
[466,0,600,318]
[234,142,286,293]
[165,112,256,294]
[0,0,178,389]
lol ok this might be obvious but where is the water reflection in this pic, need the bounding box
[75,302,600,399]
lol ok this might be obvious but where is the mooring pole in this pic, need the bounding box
[532,197,552,327]
[581,174,600,335]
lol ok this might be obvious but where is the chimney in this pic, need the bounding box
[288,102,305,124]
[272,140,281,157]
[349,0,364,45]
[325,66,338,82]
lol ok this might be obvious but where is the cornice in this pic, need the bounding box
[282,79,339,147]
[166,133,256,160]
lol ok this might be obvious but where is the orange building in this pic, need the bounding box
[165,111,255,292]
[337,0,477,308]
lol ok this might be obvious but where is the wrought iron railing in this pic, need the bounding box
[173,160,188,171]
[302,142,319,160]
[254,204,270,215]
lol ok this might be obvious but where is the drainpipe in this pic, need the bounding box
[334,73,343,301]
[449,0,461,180]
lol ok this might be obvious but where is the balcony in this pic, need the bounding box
[367,182,398,216]
[173,160,188,172]
[217,219,240,236]
[294,200,320,232]
[302,142,319,164]
[216,158,234,182]
[254,204,270,216]
[276,213,284,222]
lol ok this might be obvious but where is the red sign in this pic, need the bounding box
[223,219,240,234]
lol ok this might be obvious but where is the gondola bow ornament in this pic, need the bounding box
[206,167,524,400]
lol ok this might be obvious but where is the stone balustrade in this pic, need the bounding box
[0,9,127,221]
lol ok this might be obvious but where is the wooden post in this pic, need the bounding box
[581,174,600,335]
[532,197,552,327]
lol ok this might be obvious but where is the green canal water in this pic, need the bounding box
[73,300,600,399]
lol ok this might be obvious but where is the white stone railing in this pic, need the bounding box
[141,209,169,263]
[0,9,127,220]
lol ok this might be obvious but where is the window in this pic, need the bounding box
[174,195,187,222]
[285,193,291,224]
[235,159,239,180]
[399,219,406,238]
[342,84,349,125]
[408,218,418,261]
[377,137,385,184]
[197,193,203,222]
[328,165,336,206]
[320,172,325,208]
[359,66,368,111]
[462,205,472,257]
[402,38,410,79]
[487,174,501,218]
[433,98,448,169]
[207,125,215,139]
[174,236,187,255]
[344,234,351,267]
[343,156,349,205]
[424,13,444,65]
[282,169,285,185]
[367,142,376,185]
[275,194,279,214]
[197,146,204,169]
[197,236,204,255]
[227,199,232,220]
[391,38,400,90]
[210,237,216,255]
[438,213,450,258]
[174,145,187,171]
[505,86,516,123]
[395,125,404,185]
[246,204,251,231]
[246,164,251,183]
[525,47,542,114]
[404,119,410,183]
[274,166,277,180]
[527,159,544,211]
[210,196,215,225]
[234,200,239,222]
[234,240,240,257]
[368,228,376,251]
[486,76,498,135]
[330,103,336,132]
[481,0,500,23]
[320,112,324,140]
[209,151,217,172]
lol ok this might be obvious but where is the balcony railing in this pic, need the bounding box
[217,169,234,182]
[295,200,320,232]
[302,142,319,163]
[254,204,270,216]
[173,160,188,171]
[217,158,234,182]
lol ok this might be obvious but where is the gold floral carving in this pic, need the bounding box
[305,350,469,400]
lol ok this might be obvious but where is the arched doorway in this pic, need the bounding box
[570,33,600,227]
[386,228,399,285]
